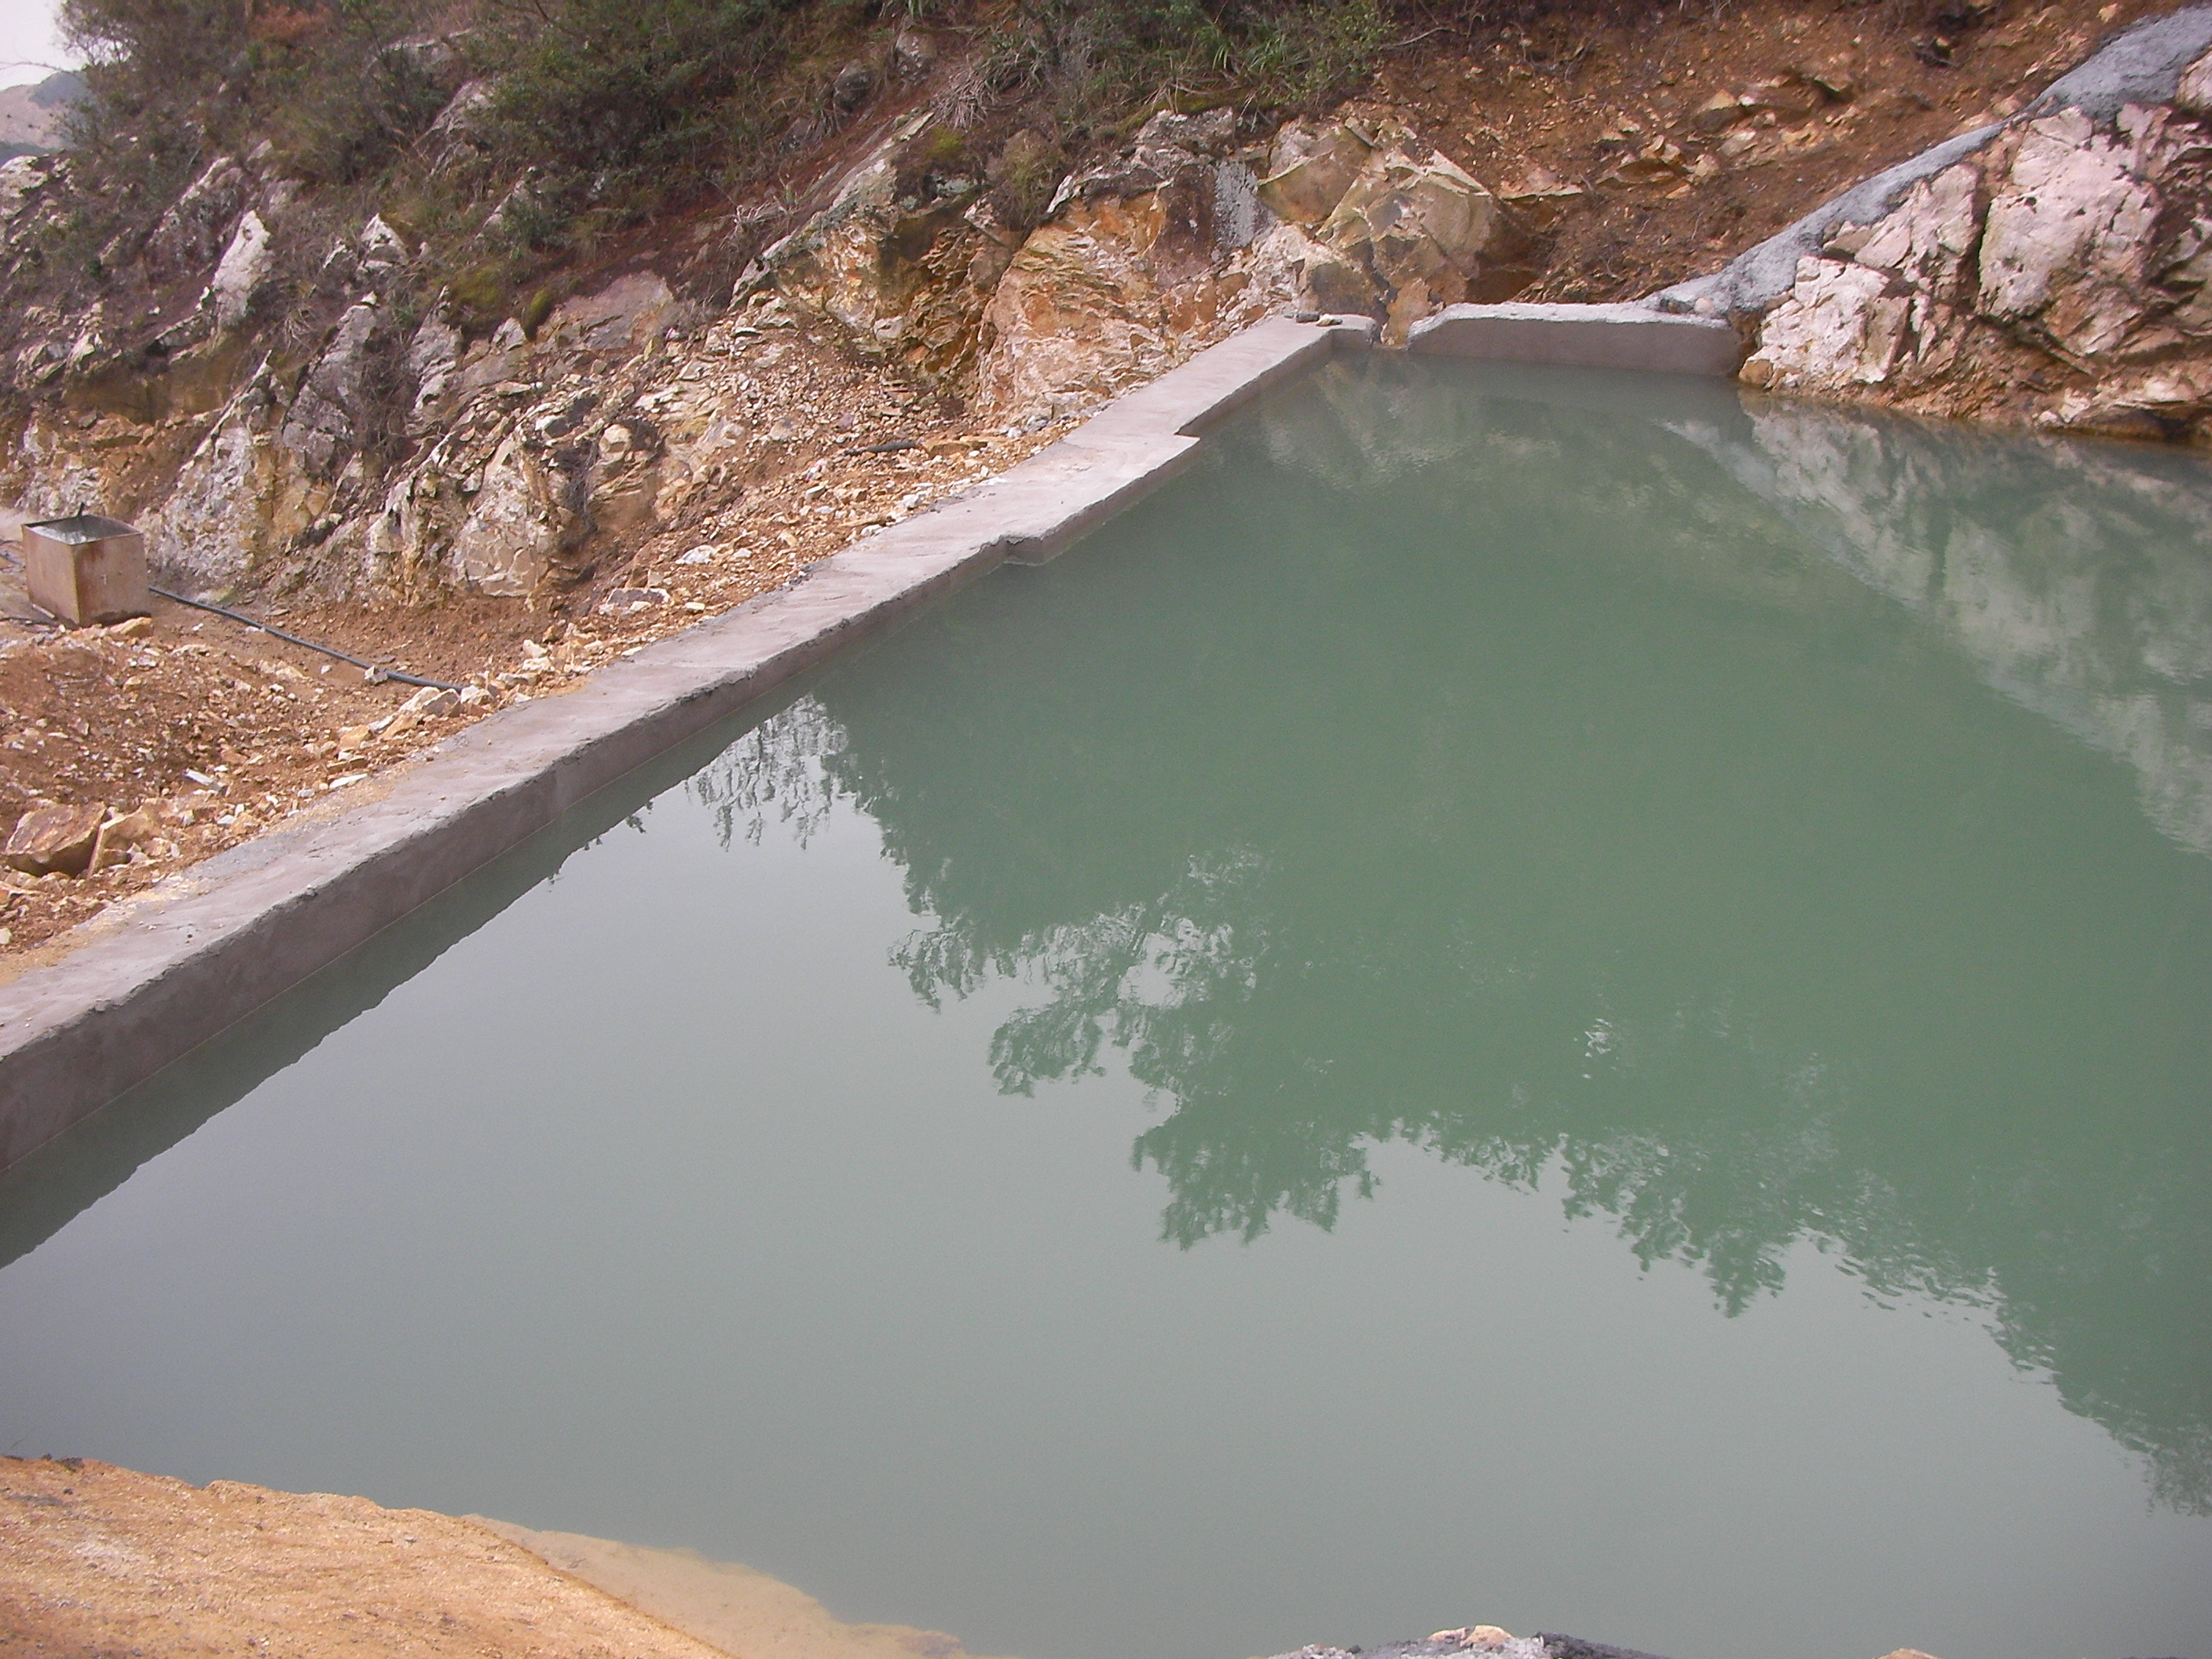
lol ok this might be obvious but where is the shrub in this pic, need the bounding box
[478,0,819,231]
[985,129,1062,233]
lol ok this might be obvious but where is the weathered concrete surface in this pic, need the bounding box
[0,316,1368,1170]
[1405,301,1742,375]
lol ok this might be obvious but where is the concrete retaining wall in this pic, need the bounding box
[0,315,1373,1170]
[1406,302,1744,376]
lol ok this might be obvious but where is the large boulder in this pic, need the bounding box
[1317,143,1534,340]
[747,113,1016,387]
[1258,122,1375,225]
[972,110,1287,423]
[4,802,106,877]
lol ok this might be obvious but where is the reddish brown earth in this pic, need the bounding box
[0,335,1063,959]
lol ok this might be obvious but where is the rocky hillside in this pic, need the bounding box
[2,0,2207,958]
[0,71,83,162]
[5,0,2192,610]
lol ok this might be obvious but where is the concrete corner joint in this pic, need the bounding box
[1406,302,1745,377]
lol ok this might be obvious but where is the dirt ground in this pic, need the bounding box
[0,1456,1021,1659]
[0,0,2156,961]
[0,324,1064,958]
[1389,0,2170,305]
[0,1456,734,1659]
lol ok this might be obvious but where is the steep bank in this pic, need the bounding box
[2,0,2200,959]
[1665,2,2212,438]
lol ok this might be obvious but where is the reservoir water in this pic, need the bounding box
[3,359,2210,1659]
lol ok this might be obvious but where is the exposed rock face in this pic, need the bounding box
[0,155,48,225]
[972,108,1535,422]
[281,299,391,476]
[445,433,576,595]
[204,211,274,330]
[142,156,251,283]
[972,109,1280,423]
[748,112,1017,388]
[150,367,305,590]
[1684,9,2212,442]
[977,106,1548,422]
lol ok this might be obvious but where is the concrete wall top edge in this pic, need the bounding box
[0,313,1364,1169]
[1404,301,1745,376]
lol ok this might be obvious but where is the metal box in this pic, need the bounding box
[23,514,150,626]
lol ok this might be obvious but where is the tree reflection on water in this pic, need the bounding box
[691,360,2212,1514]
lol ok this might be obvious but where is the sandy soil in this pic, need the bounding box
[478,1522,1016,1659]
[0,1456,1025,1659]
[0,1456,735,1658]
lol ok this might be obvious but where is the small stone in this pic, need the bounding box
[892,27,936,76]
[1799,53,1859,101]
[90,807,159,873]
[832,60,874,111]
[105,616,153,639]
[596,588,668,617]
[382,685,460,738]
[4,802,108,877]
[1690,91,1752,134]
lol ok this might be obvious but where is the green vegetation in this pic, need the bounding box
[32,0,1470,340]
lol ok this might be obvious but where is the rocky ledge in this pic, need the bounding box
[1661,3,2212,439]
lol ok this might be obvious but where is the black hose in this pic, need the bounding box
[0,540,463,690]
[145,584,464,692]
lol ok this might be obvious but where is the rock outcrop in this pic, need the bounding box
[971,108,1536,423]
[12,5,2212,622]
[745,111,1020,390]
[1663,4,2212,440]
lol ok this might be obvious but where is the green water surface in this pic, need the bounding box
[2,359,2209,1659]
